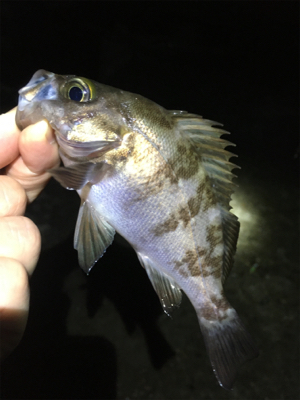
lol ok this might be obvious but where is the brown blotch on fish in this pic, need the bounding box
[174,249,200,277]
[152,203,191,236]
[206,224,223,248]
[131,98,175,132]
[106,146,131,165]
[167,142,200,180]
[105,132,136,166]
[152,176,218,238]
[174,220,224,278]
[187,181,205,218]
[175,265,190,279]
[210,293,229,312]
[201,293,230,321]
[131,173,166,202]
[175,241,223,279]
[202,176,217,213]
[130,159,177,203]
[178,206,191,228]
[152,213,179,236]
[197,248,223,279]
[197,224,224,279]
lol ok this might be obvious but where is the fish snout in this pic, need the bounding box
[16,70,58,130]
[23,69,55,89]
[18,70,56,103]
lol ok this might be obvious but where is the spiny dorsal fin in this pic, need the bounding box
[171,112,240,283]
[137,252,182,315]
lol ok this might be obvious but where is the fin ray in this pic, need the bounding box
[199,310,259,390]
[74,201,115,273]
[137,253,182,315]
[172,113,238,210]
[49,162,111,190]
[221,208,240,282]
[49,163,95,190]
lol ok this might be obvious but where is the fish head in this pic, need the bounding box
[16,70,126,158]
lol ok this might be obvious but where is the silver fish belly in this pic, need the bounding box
[16,69,258,389]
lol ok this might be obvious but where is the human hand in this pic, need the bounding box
[0,107,59,360]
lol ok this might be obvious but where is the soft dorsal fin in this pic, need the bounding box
[171,112,240,283]
[74,201,115,274]
[137,253,182,315]
[220,207,240,283]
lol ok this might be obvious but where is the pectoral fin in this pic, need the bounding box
[49,162,111,190]
[137,253,182,315]
[74,201,115,273]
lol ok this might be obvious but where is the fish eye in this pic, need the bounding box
[69,86,85,101]
[62,78,95,102]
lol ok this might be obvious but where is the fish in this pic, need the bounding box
[16,69,258,389]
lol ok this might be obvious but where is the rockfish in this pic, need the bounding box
[16,70,258,389]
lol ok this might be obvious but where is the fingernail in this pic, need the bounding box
[46,127,57,145]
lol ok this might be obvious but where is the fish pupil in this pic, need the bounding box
[69,86,83,101]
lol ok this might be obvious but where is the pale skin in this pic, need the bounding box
[0,107,60,359]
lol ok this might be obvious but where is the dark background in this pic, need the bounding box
[1,2,299,399]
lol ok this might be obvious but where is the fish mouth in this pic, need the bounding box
[16,69,63,130]
[18,70,55,104]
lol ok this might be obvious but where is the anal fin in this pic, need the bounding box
[137,253,182,315]
[74,201,115,274]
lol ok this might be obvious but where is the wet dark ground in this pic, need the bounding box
[1,2,299,400]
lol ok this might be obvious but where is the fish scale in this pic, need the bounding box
[16,69,258,390]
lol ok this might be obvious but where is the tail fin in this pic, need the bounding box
[199,310,258,390]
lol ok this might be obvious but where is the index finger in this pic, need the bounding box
[6,119,60,202]
[19,119,59,174]
[0,108,20,168]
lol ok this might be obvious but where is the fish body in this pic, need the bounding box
[16,70,258,389]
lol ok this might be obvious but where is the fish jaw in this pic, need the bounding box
[16,70,66,130]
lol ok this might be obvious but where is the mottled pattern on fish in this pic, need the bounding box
[16,70,258,390]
